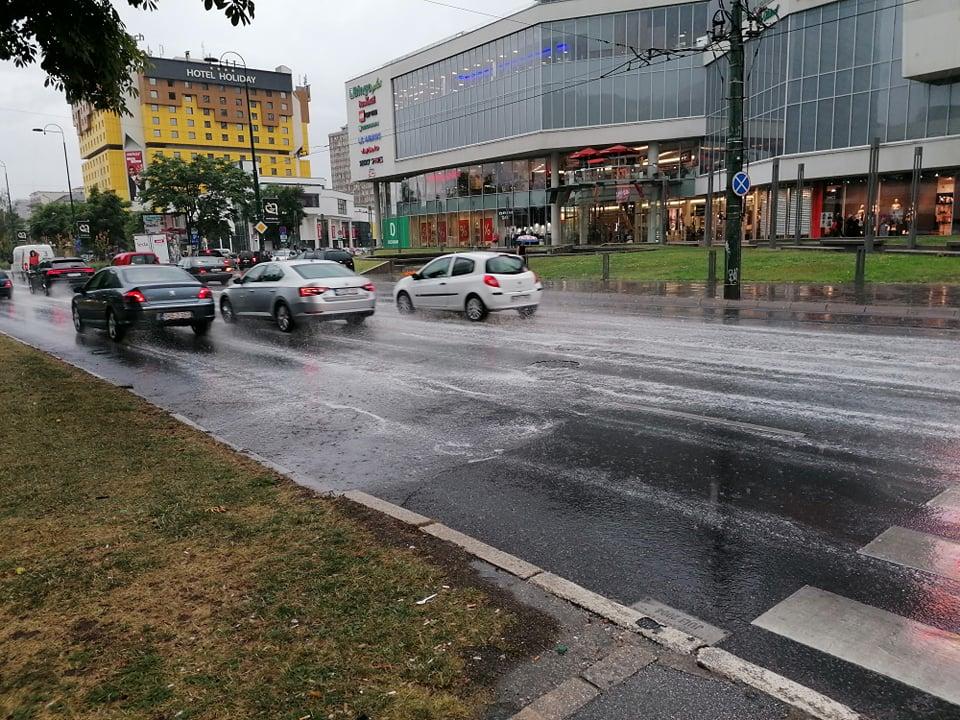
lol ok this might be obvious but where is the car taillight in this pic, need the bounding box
[2,280,11,288]
[198,268,207,274]
[299,286,329,297]
[483,274,500,288]
[124,289,147,303]
[197,287,213,299]
[362,282,376,292]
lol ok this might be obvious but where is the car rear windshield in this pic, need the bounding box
[50,259,86,268]
[292,263,357,279]
[325,251,351,260]
[129,254,157,265]
[485,256,526,275]
[122,267,196,284]
[192,257,225,267]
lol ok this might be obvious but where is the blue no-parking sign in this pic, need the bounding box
[732,171,751,197]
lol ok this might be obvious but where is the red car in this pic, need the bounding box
[112,252,160,266]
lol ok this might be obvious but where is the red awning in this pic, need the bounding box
[602,144,634,155]
[569,147,599,159]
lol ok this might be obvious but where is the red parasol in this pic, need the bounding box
[569,147,599,160]
[601,144,633,155]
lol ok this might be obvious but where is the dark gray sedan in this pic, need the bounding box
[220,260,376,332]
[72,266,215,341]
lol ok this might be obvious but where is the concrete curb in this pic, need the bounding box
[0,330,867,720]
[697,647,864,720]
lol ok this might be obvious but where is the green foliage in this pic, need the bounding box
[0,209,23,261]
[260,184,306,242]
[139,155,253,245]
[28,202,74,252]
[0,1,255,114]
[26,189,131,257]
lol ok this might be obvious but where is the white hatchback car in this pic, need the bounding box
[393,252,542,321]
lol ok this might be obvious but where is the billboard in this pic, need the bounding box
[145,57,293,93]
[383,217,410,249]
[125,150,144,201]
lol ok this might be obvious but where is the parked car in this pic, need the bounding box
[72,265,215,341]
[199,248,231,258]
[295,248,355,271]
[237,251,265,270]
[220,260,375,332]
[393,252,541,322]
[29,257,96,295]
[178,256,235,285]
[0,270,12,299]
[112,252,160,266]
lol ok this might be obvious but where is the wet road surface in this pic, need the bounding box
[2,282,959,719]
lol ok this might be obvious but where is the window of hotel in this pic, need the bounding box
[267,102,273,109]
[169,117,177,125]
[184,81,192,89]
[236,111,243,118]
[148,78,157,85]
[218,84,225,91]
[192,152,199,158]
[281,103,288,110]
[150,104,159,111]
[188,131,196,139]
[220,109,228,117]
[167,79,174,87]
[174,151,182,159]
[167,105,176,112]
[271,168,277,176]
[266,90,273,97]
[236,98,242,106]
[149,90,158,99]
[202,108,211,116]
[168,92,176,100]
[235,123,243,130]
[270,156,276,164]
[204,120,211,128]
[267,113,275,121]
[238,135,245,142]
[219,97,227,105]
[253,136,260,143]
[252,124,259,132]
[152,116,160,125]
[220,122,227,129]
[221,134,229,141]
[185,107,194,115]
[201,83,209,90]
[202,95,211,103]
[152,129,161,137]
[286,169,292,176]
[250,101,258,108]
[184,95,193,103]
[281,127,289,134]
[208,153,214,158]
[240,154,246,161]
[268,137,275,145]
[223,153,230,159]
[284,157,291,164]
[282,138,289,146]
[205,133,213,140]
[252,113,259,120]
[280,91,287,98]
[170,130,179,138]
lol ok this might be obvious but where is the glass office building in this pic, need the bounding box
[346,0,960,247]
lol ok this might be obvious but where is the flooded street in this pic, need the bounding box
[2,282,959,719]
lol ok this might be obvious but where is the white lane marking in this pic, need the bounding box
[753,586,960,706]
[577,390,807,440]
[320,402,387,424]
[859,526,960,582]
[928,486,960,510]
[630,597,730,645]
[428,380,496,399]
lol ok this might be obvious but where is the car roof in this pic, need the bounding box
[50,256,84,262]
[436,251,515,261]
[288,259,340,266]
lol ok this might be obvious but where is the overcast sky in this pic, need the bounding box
[0,0,526,202]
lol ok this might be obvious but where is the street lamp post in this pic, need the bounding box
[33,124,77,233]
[205,52,263,251]
[0,160,12,214]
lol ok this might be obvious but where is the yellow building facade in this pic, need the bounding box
[73,56,312,204]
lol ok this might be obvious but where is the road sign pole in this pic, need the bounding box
[723,0,746,301]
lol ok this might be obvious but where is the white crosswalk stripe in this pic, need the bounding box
[859,526,960,582]
[753,586,960,706]
[927,485,960,510]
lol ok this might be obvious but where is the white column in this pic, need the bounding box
[348,220,354,249]
[550,151,562,246]
[372,181,383,248]
[647,142,661,244]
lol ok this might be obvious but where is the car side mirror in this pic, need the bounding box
[411,273,421,281]
[75,286,86,295]
[234,276,246,285]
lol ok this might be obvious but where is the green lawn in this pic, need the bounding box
[0,338,550,720]
[527,247,960,284]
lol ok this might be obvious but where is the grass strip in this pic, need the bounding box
[0,336,551,720]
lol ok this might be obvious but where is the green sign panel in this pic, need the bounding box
[383,217,410,249]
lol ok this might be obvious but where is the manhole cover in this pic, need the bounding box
[530,360,581,369]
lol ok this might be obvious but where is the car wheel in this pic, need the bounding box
[43,283,50,297]
[72,303,85,334]
[518,306,538,319]
[396,292,415,314]
[191,320,212,336]
[106,310,126,342]
[220,297,238,324]
[275,302,295,333]
[465,295,488,322]
[28,280,35,295]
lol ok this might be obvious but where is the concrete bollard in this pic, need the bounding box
[601,253,611,282]
[855,247,866,285]
[707,249,717,284]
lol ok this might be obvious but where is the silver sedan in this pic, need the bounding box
[220,260,376,332]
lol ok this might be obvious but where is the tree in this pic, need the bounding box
[1,1,255,115]
[85,187,132,257]
[139,155,253,247]
[261,184,306,244]
[28,202,74,252]
[0,209,23,262]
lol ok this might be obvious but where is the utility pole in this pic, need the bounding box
[0,160,12,214]
[722,0,745,300]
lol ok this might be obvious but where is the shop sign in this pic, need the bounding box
[125,150,144,201]
[349,78,383,100]
[358,96,377,109]
[359,109,378,123]
[361,145,380,155]
[458,219,470,244]
[143,214,164,234]
[359,121,380,131]
[359,132,381,145]
[482,218,495,244]
[616,186,631,203]
[383,217,410,248]
[359,157,384,167]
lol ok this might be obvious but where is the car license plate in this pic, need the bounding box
[160,311,192,321]
[67,273,81,277]
[511,294,531,303]
[335,288,359,296]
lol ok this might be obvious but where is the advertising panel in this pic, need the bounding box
[125,150,144,201]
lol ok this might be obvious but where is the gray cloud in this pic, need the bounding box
[0,0,523,203]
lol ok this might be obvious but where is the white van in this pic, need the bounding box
[12,244,54,279]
